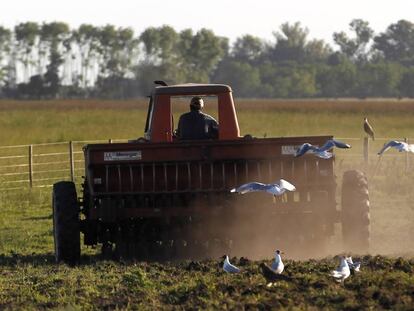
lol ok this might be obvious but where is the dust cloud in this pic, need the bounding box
[182,157,414,261]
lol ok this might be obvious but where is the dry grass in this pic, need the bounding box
[1,98,414,145]
[2,98,414,113]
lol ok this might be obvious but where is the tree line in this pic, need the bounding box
[0,19,414,99]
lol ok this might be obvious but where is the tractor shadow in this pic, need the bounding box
[0,252,106,267]
[21,214,52,221]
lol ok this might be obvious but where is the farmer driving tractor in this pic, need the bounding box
[176,96,219,140]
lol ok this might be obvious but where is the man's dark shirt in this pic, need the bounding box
[176,110,219,140]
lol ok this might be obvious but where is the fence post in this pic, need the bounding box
[404,137,409,171]
[363,137,369,165]
[69,141,75,182]
[29,145,33,188]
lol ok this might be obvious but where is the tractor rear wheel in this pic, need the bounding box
[52,181,80,265]
[341,170,370,253]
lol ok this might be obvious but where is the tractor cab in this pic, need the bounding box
[144,83,241,142]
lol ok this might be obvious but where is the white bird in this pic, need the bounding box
[330,256,351,283]
[377,140,414,155]
[294,139,351,159]
[230,179,296,196]
[271,250,284,274]
[223,255,240,273]
[345,256,361,272]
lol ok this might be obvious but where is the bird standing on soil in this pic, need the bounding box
[294,139,351,159]
[222,255,240,273]
[377,140,414,155]
[271,250,285,274]
[330,256,351,283]
[364,117,375,140]
[230,179,296,197]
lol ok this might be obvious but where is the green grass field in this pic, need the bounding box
[0,98,413,309]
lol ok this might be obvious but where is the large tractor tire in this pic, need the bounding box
[52,181,80,265]
[341,170,370,253]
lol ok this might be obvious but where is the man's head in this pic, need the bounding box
[190,96,204,111]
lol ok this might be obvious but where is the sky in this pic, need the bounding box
[1,0,413,46]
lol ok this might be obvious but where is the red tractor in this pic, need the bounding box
[52,82,370,264]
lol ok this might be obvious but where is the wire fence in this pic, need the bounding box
[0,137,411,192]
[0,139,128,191]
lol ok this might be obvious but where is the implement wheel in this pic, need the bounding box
[52,181,80,265]
[341,170,370,253]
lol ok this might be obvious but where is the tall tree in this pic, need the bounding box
[113,27,139,77]
[95,26,139,98]
[213,59,261,97]
[333,19,374,62]
[178,29,228,82]
[14,22,39,81]
[270,22,309,63]
[373,20,414,65]
[399,67,414,97]
[97,25,138,78]
[354,62,402,97]
[232,35,264,64]
[305,39,332,63]
[139,26,227,84]
[72,24,100,87]
[140,25,179,65]
[0,26,11,85]
[316,59,357,97]
[40,22,70,97]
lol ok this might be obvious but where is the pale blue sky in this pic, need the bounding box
[2,0,412,45]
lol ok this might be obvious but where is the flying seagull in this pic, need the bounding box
[364,117,375,140]
[223,255,240,273]
[378,140,414,155]
[271,250,285,274]
[230,179,296,197]
[345,256,361,273]
[260,263,291,286]
[330,256,351,283]
[294,139,351,159]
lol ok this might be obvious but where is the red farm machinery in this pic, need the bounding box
[52,83,370,264]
